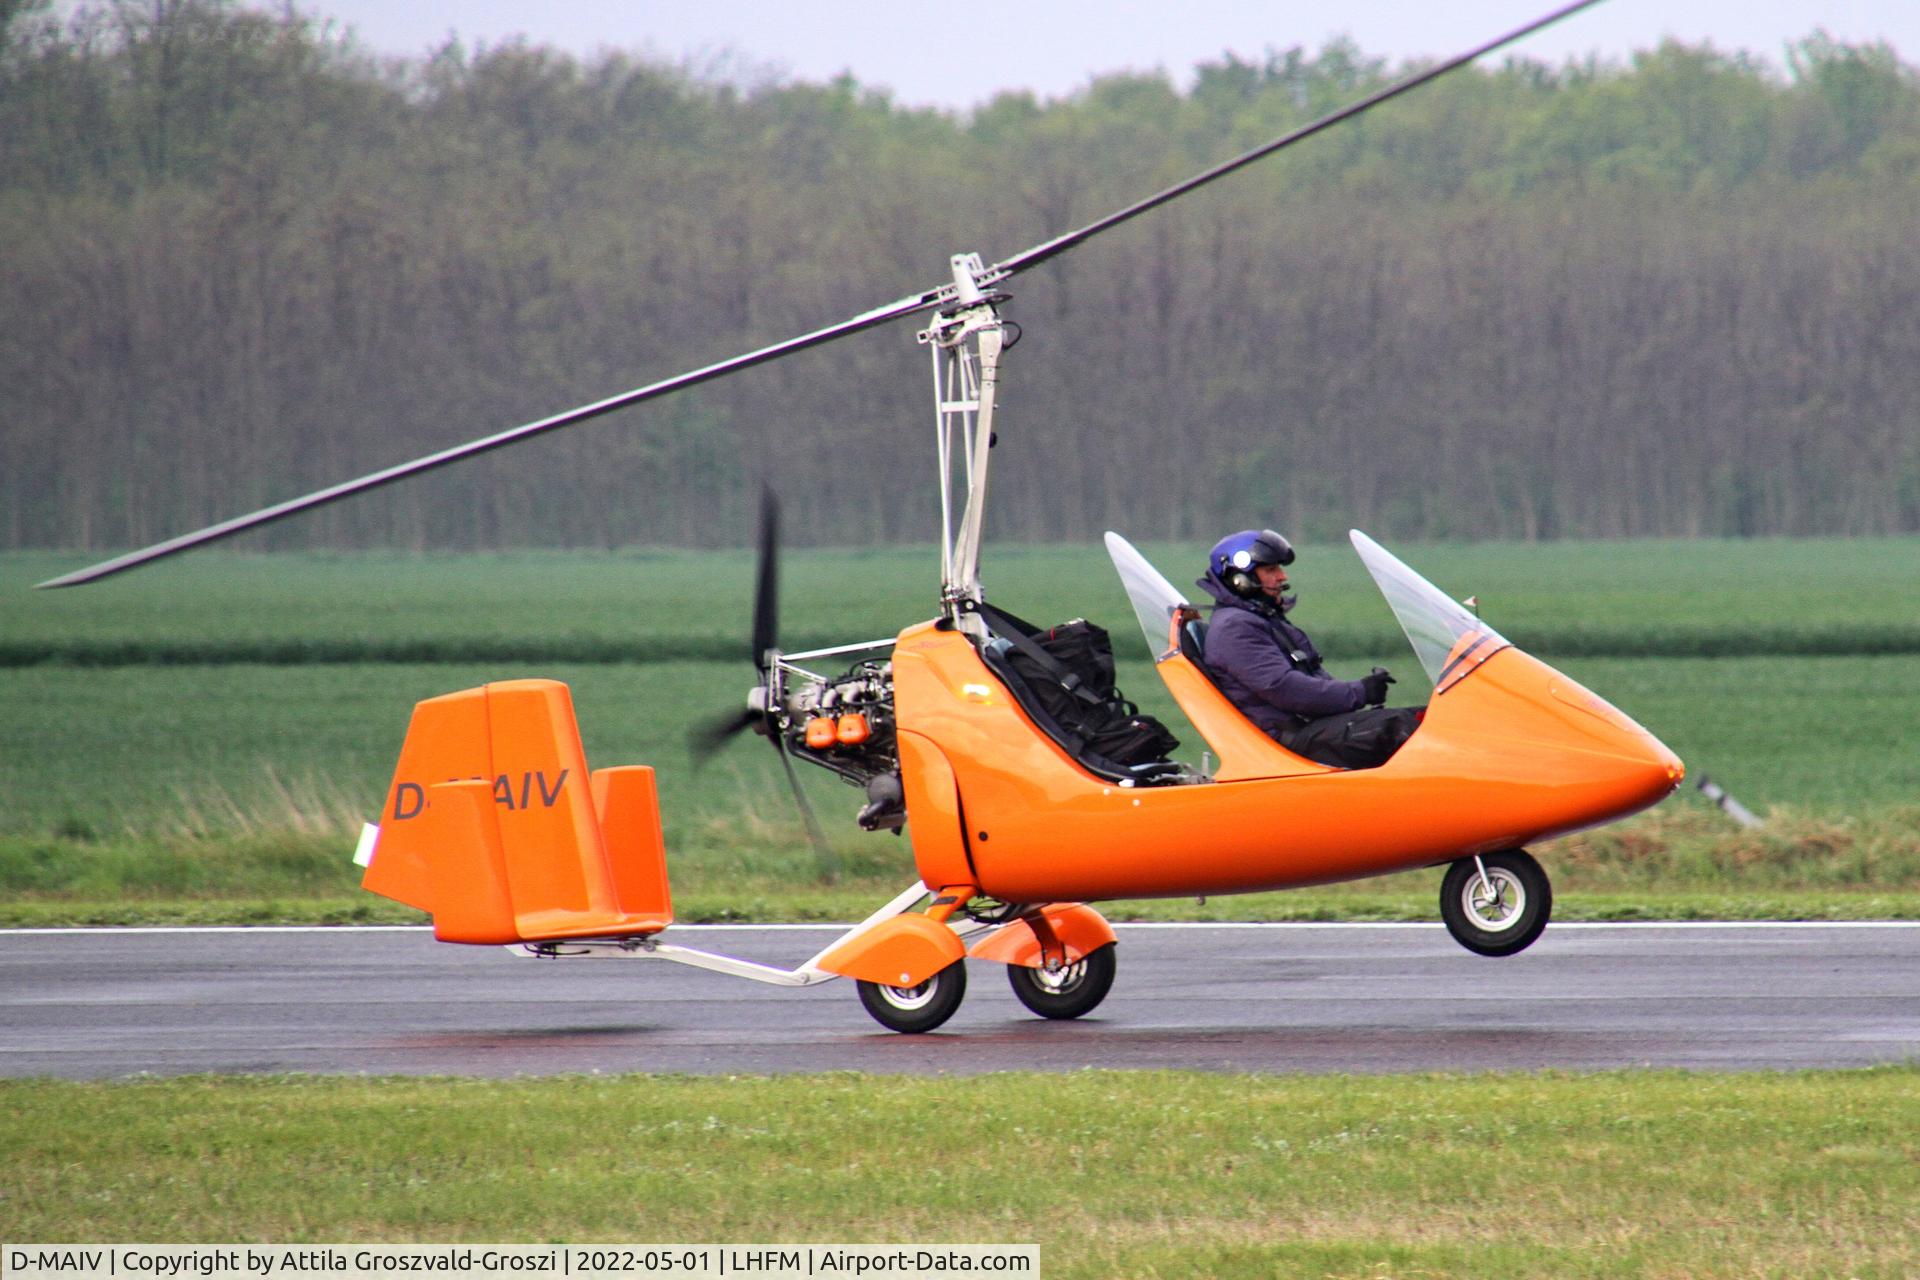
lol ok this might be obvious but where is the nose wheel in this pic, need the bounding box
[1441,849,1551,956]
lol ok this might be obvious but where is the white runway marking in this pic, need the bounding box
[5,920,1918,936]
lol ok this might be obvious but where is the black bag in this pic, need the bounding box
[998,617,1180,767]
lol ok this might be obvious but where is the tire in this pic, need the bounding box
[1441,849,1551,957]
[856,960,967,1033]
[1007,943,1117,1020]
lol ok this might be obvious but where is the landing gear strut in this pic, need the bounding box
[1007,943,1117,1020]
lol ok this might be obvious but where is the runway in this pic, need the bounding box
[3,923,1917,1078]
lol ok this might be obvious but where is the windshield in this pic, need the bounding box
[1103,531,1188,658]
[1349,530,1508,686]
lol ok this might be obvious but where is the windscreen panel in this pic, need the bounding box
[1103,532,1188,660]
[1349,530,1508,688]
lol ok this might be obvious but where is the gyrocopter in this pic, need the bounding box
[42,0,1682,1033]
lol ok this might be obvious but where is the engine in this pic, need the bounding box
[774,659,904,830]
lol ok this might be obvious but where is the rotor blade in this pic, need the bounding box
[751,485,780,674]
[687,705,763,765]
[989,0,1608,280]
[36,289,949,589]
[777,737,841,881]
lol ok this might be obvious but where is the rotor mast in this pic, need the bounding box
[922,253,1009,630]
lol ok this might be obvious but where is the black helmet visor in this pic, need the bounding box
[1246,529,1295,568]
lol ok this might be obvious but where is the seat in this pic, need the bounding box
[1181,618,1209,668]
[978,637,1185,786]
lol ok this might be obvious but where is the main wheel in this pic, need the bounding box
[1441,850,1551,957]
[856,960,967,1034]
[1007,943,1117,1020]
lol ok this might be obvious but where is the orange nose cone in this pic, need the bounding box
[805,717,837,750]
[1659,742,1686,786]
[1634,732,1686,804]
[1445,650,1690,842]
[836,712,871,745]
[1545,674,1687,812]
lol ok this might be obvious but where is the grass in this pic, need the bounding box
[9,538,1920,663]
[3,1070,1917,1276]
[4,653,1917,923]
[8,808,1920,927]
[4,653,1917,834]
[9,891,1920,930]
[6,542,1915,922]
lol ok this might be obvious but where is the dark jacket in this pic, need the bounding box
[1198,572,1365,735]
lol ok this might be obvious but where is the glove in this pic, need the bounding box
[1359,667,1395,707]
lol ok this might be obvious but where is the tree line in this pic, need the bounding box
[4,0,1918,551]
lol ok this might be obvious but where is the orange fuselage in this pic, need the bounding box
[892,621,1681,903]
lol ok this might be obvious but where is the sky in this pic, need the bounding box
[297,0,1920,111]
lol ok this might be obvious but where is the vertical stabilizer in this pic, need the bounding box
[360,679,674,943]
[363,686,490,914]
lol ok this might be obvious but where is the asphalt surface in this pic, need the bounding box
[3,923,1917,1078]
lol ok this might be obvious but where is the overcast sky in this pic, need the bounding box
[298,1,1918,110]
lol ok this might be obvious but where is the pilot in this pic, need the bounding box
[1198,528,1421,769]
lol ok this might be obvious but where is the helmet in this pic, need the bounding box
[1208,528,1295,601]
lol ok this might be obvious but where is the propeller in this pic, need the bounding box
[776,742,839,882]
[686,487,841,879]
[36,0,1607,590]
[689,486,783,762]
[750,481,779,676]
[687,704,763,761]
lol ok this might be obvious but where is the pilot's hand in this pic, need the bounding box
[1360,667,1395,707]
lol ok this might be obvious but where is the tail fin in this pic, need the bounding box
[361,679,673,944]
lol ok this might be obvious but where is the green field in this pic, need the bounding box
[5,1071,1917,1277]
[5,652,1920,923]
[10,537,1920,662]
[4,542,1916,922]
[6,653,1918,834]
